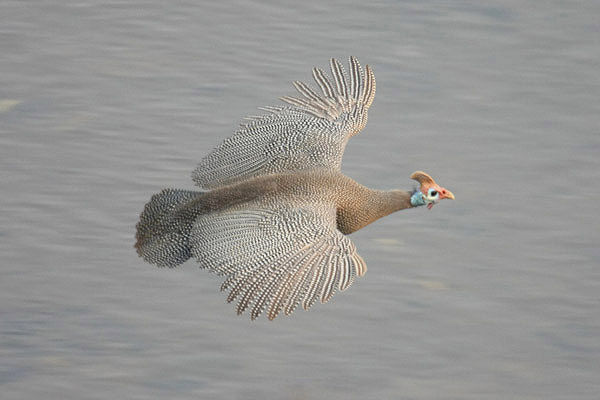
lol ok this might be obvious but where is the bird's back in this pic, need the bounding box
[191,170,408,236]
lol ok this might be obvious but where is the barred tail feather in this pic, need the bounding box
[135,189,204,268]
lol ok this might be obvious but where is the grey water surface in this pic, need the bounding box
[1,1,599,399]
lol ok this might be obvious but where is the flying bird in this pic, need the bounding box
[135,57,454,320]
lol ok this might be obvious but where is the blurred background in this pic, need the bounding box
[1,1,598,399]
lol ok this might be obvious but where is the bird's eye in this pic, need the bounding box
[429,189,438,197]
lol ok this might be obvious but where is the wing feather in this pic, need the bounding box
[266,238,330,320]
[312,67,336,99]
[330,58,349,102]
[189,201,367,320]
[349,56,362,100]
[192,57,376,189]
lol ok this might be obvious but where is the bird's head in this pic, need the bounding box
[409,171,455,209]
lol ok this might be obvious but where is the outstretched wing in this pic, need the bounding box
[189,200,367,320]
[192,56,376,189]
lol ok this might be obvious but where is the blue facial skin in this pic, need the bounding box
[410,190,426,207]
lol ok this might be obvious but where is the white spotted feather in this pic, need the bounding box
[192,56,376,190]
[189,200,366,320]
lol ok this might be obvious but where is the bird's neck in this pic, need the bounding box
[367,189,414,223]
[336,189,413,234]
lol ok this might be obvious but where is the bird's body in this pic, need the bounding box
[135,57,454,320]
[196,171,413,234]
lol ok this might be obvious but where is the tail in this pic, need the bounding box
[135,189,204,267]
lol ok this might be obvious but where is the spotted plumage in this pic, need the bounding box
[135,57,454,320]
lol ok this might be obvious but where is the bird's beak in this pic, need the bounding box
[440,189,455,200]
